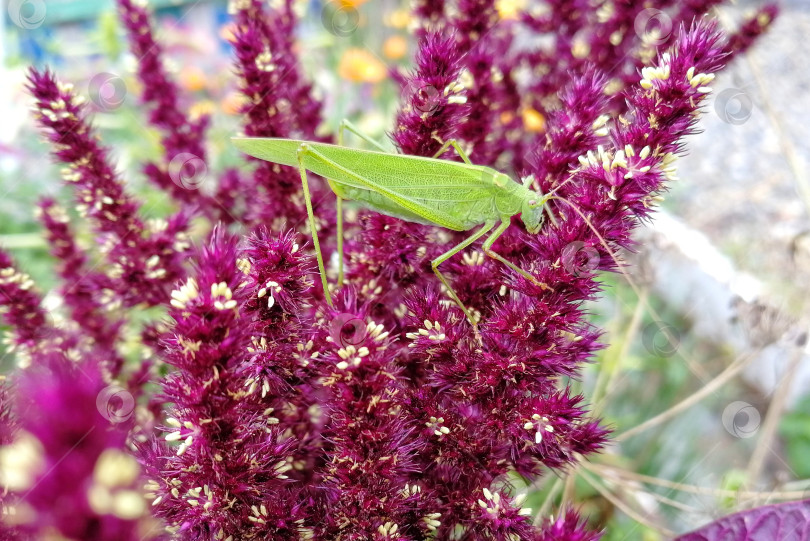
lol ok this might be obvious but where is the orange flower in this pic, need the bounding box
[180,66,206,93]
[522,108,545,133]
[221,92,245,116]
[338,48,388,83]
[382,35,408,60]
[496,0,526,20]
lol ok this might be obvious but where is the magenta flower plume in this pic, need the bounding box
[116,0,225,218]
[0,250,52,357]
[412,0,447,34]
[394,32,469,158]
[0,382,22,541]
[142,227,309,538]
[452,0,524,168]
[307,296,439,538]
[237,228,322,482]
[26,68,191,307]
[535,510,604,541]
[725,4,779,55]
[36,198,125,377]
[231,0,325,142]
[231,0,332,229]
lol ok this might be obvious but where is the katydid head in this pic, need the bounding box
[521,191,547,234]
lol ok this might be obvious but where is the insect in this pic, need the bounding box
[233,121,552,324]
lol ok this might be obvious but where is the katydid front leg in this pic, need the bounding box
[482,219,552,291]
[431,221,495,326]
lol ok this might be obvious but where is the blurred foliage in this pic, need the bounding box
[779,393,810,479]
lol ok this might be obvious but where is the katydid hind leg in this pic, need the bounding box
[339,119,389,152]
[296,145,334,307]
[431,138,473,166]
[483,220,552,291]
[431,221,495,324]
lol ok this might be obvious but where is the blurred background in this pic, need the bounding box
[1,0,808,537]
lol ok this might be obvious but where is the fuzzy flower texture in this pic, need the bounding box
[0,0,778,540]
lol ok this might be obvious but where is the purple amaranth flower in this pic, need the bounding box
[27,68,191,307]
[116,0,226,219]
[0,351,152,540]
[231,0,325,142]
[526,71,609,193]
[725,4,779,56]
[535,510,603,541]
[0,382,25,541]
[230,19,309,228]
[517,1,777,137]
[411,0,447,34]
[394,32,469,158]
[307,294,439,538]
[143,227,310,538]
[331,18,732,540]
[36,198,126,377]
[0,249,54,359]
[238,228,322,480]
[451,0,525,168]
[231,0,332,229]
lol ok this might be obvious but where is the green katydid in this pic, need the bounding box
[232,120,553,324]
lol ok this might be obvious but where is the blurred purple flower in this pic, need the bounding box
[116,0,227,219]
[0,351,152,539]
